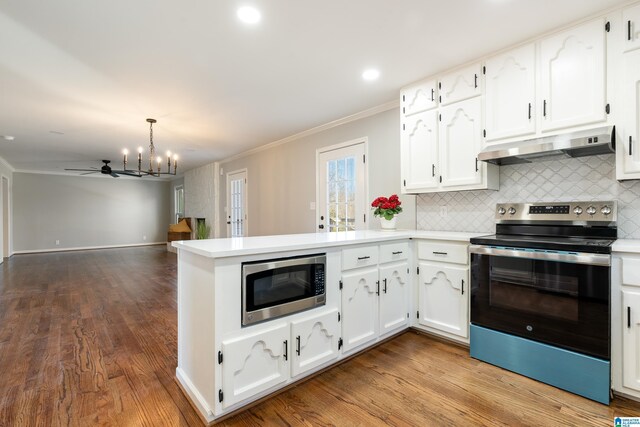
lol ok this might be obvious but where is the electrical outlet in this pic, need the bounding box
[439,206,448,218]
[309,202,316,210]
[55,239,60,246]
[143,235,147,241]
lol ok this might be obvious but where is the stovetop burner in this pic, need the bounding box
[470,201,618,254]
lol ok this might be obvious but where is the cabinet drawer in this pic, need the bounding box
[622,257,640,287]
[342,245,379,270]
[417,241,468,265]
[379,241,409,264]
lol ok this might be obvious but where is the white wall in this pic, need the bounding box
[216,107,416,237]
[13,172,171,252]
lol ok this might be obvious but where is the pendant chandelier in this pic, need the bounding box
[122,118,178,177]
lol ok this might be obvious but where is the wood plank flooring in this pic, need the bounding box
[0,246,639,426]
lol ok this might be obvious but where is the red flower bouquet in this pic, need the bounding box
[371,194,403,220]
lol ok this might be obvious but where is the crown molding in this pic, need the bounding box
[221,99,399,164]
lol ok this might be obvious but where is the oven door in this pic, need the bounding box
[470,246,610,360]
[242,255,326,326]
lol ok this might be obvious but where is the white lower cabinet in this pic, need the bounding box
[622,290,640,391]
[341,267,380,353]
[379,262,410,336]
[290,309,340,378]
[220,322,289,409]
[418,263,468,339]
[414,239,470,343]
[341,242,411,354]
[614,252,640,399]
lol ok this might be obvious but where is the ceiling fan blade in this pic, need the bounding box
[110,172,119,178]
[65,168,97,172]
[116,171,142,177]
[80,171,99,175]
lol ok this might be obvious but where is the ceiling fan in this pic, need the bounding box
[65,160,141,178]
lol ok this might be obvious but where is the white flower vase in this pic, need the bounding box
[379,216,397,231]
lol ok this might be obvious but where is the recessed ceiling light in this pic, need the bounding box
[362,69,380,81]
[2,135,15,141]
[237,6,261,24]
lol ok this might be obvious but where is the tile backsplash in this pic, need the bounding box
[416,154,640,239]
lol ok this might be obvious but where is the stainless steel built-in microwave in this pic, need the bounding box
[242,254,326,326]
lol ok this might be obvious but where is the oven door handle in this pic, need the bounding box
[468,245,611,266]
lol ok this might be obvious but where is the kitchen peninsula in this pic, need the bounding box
[172,230,482,423]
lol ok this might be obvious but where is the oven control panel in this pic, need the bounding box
[495,201,617,223]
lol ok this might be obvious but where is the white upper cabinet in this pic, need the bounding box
[484,43,536,142]
[618,49,640,179]
[401,79,438,116]
[401,109,439,192]
[439,97,484,188]
[539,18,607,132]
[624,3,640,53]
[439,63,482,106]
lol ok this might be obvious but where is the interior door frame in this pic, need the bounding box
[315,137,369,232]
[226,168,248,237]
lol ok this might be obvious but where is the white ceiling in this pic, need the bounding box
[0,0,629,176]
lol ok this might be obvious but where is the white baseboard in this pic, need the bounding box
[176,367,215,423]
[13,241,167,254]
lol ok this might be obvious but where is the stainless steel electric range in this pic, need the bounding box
[469,201,617,405]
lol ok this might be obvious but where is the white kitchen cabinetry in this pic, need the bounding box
[617,49,640,179]
[220,322,289,409]
[401,110,439,192]
[401,96,499,194]
[341,242,411,353]
[623,3,640,53]
[341,267,379,353]
[290,309,340,378]
[439,97,485,189]
[401,78,438,116]
[439,63,482,106]
[613,251,640,400]
[378,241,411,336]
[623,289,640,392]
[414,240,470,343]
[539,18,607,132]
[484,43,536,143]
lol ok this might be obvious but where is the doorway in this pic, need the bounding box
[227,169,248,237]
[317,140,367,232]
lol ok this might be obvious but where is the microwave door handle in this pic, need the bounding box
[468,245,610,267]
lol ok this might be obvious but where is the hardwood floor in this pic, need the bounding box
[1,246,639,426]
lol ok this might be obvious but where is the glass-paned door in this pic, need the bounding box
[174,185,184,223]
[227,170,247,237]
[317,142,366,232]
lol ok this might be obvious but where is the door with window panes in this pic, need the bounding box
[317,142,366,232]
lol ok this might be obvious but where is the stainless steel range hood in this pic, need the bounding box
[478,126,615,165]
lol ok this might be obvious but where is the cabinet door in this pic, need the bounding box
[539,18,606,132]
[484,43,536,142]
[379,262,410,336]
[624,3,640,53]
[623,291,640,392]
[418,262,468,338]
[221,323,288,408]
[401,79,437,116]
[620,50,640,176]
[439,97,483,188]
[439,63,482,106]
[341,267,379,353]
[401,110,439,192]
[290,309,340,378]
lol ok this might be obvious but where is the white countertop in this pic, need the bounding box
[172,229,485,259]
[613,239,640,253]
